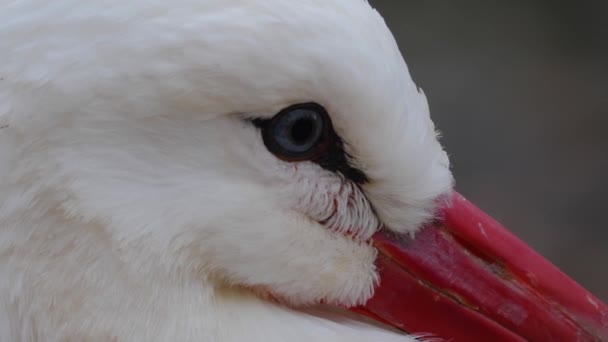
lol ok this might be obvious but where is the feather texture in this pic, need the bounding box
[0,0,452,340]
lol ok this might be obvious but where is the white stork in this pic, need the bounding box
[0,0,606,341]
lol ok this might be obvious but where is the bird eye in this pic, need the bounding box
[258,103,330,161]
[253,103,368,183]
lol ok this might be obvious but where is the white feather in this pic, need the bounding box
[0,0,452,340]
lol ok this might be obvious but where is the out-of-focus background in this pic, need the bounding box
[369,1,607,301]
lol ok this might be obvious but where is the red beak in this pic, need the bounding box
[353,192,608,341]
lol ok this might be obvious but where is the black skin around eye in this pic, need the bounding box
[252,103,369,185]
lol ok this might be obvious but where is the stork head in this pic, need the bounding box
[3,0,605,340]
[5,0,451,307]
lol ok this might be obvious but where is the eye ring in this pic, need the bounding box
[260,103,332,161]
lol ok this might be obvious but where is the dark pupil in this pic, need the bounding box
[291,118,314,145]
[266,107,325,157]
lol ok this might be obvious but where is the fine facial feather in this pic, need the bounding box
[0,0,453,341]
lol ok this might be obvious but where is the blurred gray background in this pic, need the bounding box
[369,1,607,301]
